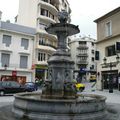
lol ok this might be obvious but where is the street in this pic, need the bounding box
[0,86,120,120]
[0,95,14,107]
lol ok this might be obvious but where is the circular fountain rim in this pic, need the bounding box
[14,91,106,103]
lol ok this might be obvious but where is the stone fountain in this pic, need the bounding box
[12,11,107,120]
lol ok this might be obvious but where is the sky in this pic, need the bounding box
[0,0,120,39]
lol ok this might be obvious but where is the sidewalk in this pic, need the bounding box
[82,82,120,104]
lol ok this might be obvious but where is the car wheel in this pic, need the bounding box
[0,91,4,96]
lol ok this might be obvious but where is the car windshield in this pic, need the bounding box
[25,82,34,86]
[10,81,20,87]
[1,81,11,87]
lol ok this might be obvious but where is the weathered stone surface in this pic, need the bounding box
[12,92,108,120]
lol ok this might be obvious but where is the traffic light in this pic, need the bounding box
[116,42,120,51]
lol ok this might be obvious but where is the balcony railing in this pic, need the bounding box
[77,45,88,49]
[77,53,88,57]
[77,60,88,65]
[38,43,57,49]
[0,63,29,70]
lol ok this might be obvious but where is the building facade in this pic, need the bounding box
[94,7,120,90]
[0,20,35,84]
[68,36,96,82]
[17,0,71,80]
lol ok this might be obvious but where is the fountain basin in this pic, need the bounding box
[12,91,107,120]
[46,23,80,36]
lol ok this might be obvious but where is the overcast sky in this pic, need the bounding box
[0,0,120,39]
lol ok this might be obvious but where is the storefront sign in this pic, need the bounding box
[36,65,48,69]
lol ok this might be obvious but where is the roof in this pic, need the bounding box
[94,7,120,23]
[0,21,36,35]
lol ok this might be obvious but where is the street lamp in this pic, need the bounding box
[4,64,7,70]
[102,55,120,93]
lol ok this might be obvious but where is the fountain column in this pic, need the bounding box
[45,11,80,96]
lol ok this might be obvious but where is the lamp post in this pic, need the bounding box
[4,64,7,70]
[103,55,120,93]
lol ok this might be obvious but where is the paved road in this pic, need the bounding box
[82,82,120,104]
[0,95,14,107]
[0,85,120,120]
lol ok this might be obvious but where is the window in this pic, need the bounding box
[42,0,48,3]
[38,53,46,61]
[92,57,94,62]
[91,50,94,54]
[20,56,28,68]
[2,35,11,47]
[1,53,10,67]
[106,45,116,56]
[49,12,54,19]
[41,8,48,17]
[91,42,94,46]
[90,65,94,69]
[106,21,112,37]
[95,51,99,60]
[79,41,86,45]
[116,42,120,51]
[21,38,29,50]
[39,37,45,45]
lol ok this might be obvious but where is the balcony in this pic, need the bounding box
[77,53,88,57]
[77,60,88,65]
[36,44,56,52]
[38,0,58,15]
[35,61,48,66]
[37,15,56,24]
[40,0,59,11]
[0,63,31,72]
[77,45,88,49]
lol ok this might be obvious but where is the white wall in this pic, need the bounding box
[0,30,34,82]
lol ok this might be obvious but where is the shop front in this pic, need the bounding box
[1,75,26,85]
[101,70,118,90]
[35,64,48,80]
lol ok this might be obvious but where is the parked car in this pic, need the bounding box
[89,75,96,82]
[25,82,38,92]
[75,83,85,92]
[0,81,28,96]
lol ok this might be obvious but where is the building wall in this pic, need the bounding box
[96,37,120,90]
[97,11,120,41]
[17,0,37,28]
[68,36,96,82]
[0,27,35,83]
[17,0,71,80]
[95,7,120,90]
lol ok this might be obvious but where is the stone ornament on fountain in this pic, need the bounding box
[58,10,69,23]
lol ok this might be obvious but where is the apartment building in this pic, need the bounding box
[0,20,35,83]
[68,36,96,82]
[16,0,71,80]
[94,7,120,90]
